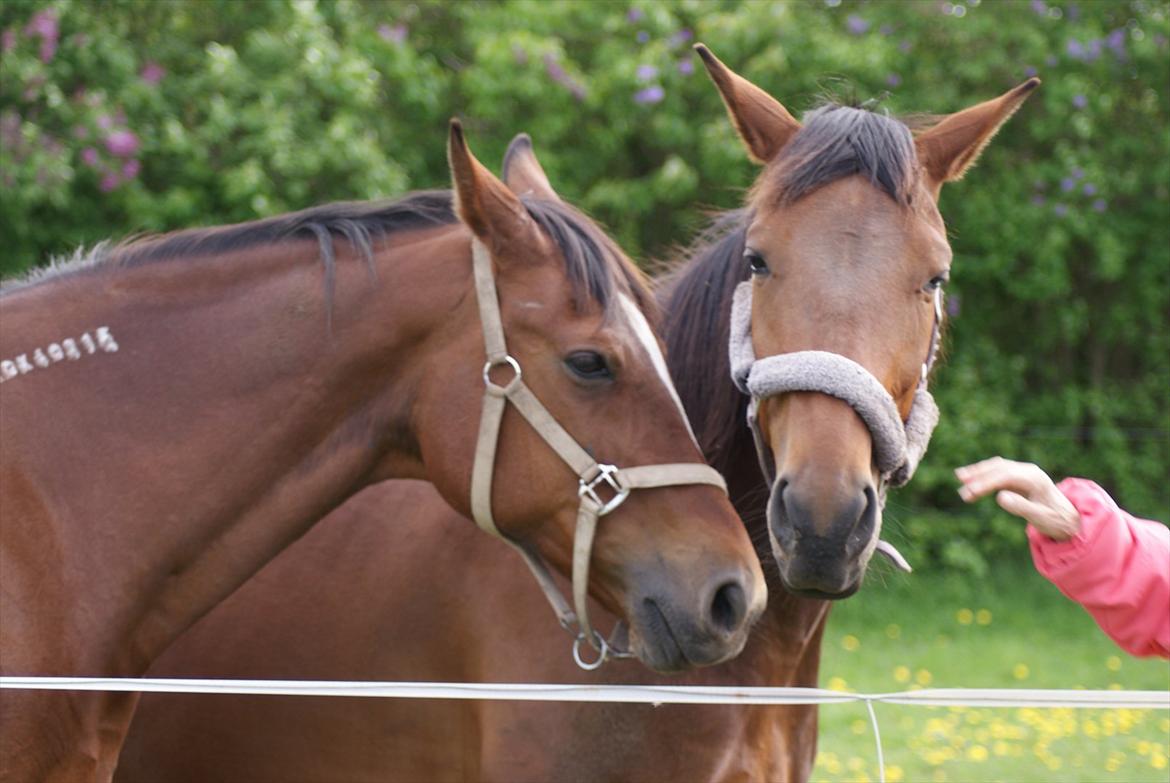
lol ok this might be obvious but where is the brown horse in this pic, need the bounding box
[0,122,766,782]
[116,51,1038,782]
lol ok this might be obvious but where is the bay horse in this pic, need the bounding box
[116,50,1038,782]
[0,121,767,783]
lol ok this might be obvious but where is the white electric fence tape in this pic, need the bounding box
[4,678,1166,783]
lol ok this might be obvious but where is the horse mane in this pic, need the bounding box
[761,102,919,207]
[659,209,754,479]
[3,190,654,320]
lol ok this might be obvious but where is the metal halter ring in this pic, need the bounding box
[482,355,523,395]
[578,463,631,516]
[572,632,609,671]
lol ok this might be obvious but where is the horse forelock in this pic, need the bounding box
[758,103,919,208]
[521,196,659,328]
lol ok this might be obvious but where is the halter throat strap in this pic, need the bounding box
[467,239,728,669]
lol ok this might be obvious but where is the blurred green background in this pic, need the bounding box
[2,0,1167,574]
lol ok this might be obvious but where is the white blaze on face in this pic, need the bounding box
[617,294,700,448]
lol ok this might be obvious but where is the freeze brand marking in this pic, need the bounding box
[0,327,120,383]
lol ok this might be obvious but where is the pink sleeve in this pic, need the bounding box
[1027,478,1170,658]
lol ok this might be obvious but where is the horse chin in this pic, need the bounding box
[628,599,692,673]
[781,581,862,601]
[770,541,869,600]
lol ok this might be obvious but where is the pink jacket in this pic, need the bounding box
[1028,478,1170,658]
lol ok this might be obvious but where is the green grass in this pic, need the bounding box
[813,563,1170,783]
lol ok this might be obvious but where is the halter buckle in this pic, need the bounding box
[482,355,522,395]
[578,464,630,516]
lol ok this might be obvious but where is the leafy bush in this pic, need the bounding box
[2,0,1166,571]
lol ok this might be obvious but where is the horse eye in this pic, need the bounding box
[925,272,950,292]
[744,250,769,276]
[564,351,612,381]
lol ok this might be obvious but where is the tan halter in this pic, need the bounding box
[468,239,728,670]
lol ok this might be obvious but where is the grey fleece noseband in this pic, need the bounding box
[729,281,942,571]
[730,282,940,488]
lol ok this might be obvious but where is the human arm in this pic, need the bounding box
[956,458,1170,658]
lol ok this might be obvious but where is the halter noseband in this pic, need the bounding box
[468,239,729,670]
[728,281,942,570]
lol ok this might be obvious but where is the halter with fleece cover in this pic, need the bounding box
[728,280,943,572]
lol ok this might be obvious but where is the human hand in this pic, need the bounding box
[955,457,1082,541]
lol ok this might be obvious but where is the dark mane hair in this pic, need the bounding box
[659,209,754,479]
[4,190,654,319]
[761,102,918,206]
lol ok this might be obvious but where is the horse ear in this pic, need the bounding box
[447,119,533,245]
[915,78,1040,189]
[502,133,561,203]
[694,44,801,164]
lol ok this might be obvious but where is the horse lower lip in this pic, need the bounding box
[640,599,688,669]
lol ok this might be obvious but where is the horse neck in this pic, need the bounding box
[0,222,472,672]
[657,221,830,687]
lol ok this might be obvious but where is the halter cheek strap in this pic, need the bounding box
[728,281,943,570]
[467,239,729,670]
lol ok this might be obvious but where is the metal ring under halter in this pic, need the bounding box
[572,631,611,671]
[466,238,728,670]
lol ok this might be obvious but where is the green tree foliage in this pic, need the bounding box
[2,0,1166,571]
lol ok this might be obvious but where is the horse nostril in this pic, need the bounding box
[708,579,747,635]
[846,484,879,556]
[768,478,795,552]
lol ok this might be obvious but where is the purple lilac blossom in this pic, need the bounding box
[1105,28,1127,58]
[1024,66,1038,78]
[636,64,658,81]
[140,62,165,85]
[1030,0,1047,14]
[669,28,693,47]
[634,85,665,105]
[543,54,586,101]
[81,147,99,166]
[946,294,961,319]
[1072,94,1087,109]
[678,59,694,76]
[1060,177,1076,192]
[1092,199,1107,212]
[886,73,902,88]
[25,9,58,62]
[121,159,140,179]
[846,15,869,35]
[1053,203,1069,217]
[378,23,408,44]
[627,8,644,22]
[636,30,649,44]
[100,172,121,192]
[1082,183,1097,196]
[104,130,140,158]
